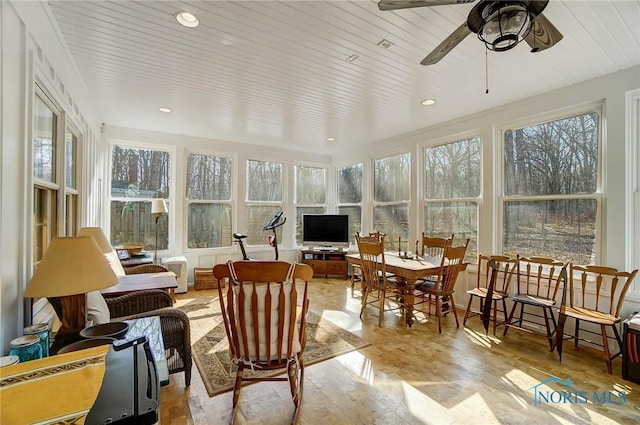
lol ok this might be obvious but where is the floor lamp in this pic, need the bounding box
[151,199,168,264]
[23,236,118,348]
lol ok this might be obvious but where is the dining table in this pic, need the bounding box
[346,252,465,327]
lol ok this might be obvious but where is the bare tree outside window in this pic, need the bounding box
[246,160,283,245]
[110,146,170,250]
[186,153,233,248]
[338,163,363,243]
[374,153,410,250]
[295,165,327,244]
[502,112,599,263]
[424,138,480,261]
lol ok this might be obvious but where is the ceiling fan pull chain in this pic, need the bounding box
[485,47,489,94]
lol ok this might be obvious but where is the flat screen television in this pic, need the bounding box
[302,214,349,248]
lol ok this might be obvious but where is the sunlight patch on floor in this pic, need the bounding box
[463,327,502,347]
[401,382,501,425]
[333,350,375,385]
[318,309,363,333]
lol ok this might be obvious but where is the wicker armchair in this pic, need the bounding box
[50,289,192,387]
[103,289,192,387]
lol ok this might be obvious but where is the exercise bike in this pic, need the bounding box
[232,211,286,260]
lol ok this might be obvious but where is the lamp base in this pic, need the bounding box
[51,293,87,353]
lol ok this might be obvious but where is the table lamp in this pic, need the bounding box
[23,236,118,347]
[151,199,168,264]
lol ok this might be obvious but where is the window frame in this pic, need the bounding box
[372,152,411,251]
[336,162,364,245]
[184,150,235,251]
[245,158,285,247]
[421,135,481,262]
[107,141,174,253]
[294,164,328,246]
[496,103,604,264]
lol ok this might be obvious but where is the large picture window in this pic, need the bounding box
[337,163,363,244]
[246,159,283,245]
[502,111,600,263]
[186,153,233,249]
[373,153,410,250]
[109,145,170,251]
[294,165,326,244]
[424,138,480,261]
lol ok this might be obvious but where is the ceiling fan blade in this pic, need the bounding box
[525,13,563,52]
[378,0,474,12]
[420,22,471,66]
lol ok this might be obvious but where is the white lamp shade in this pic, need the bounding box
[151,199,168,215]
[77,227,113,253]
[24,236,118,298]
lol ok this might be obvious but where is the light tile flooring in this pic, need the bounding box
[160,278,640,424]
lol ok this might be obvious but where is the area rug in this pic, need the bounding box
[179,297,369,397]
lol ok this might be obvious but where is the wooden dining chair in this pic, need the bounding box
[413,238,469,333]
[417,233,455,284]
[463,254,517,335]
[212,260,313,424]
[356,233,406,327]
[503,256,565,349]
[555,263,638,374]
[421,233,454,260]
[351,231,387,290]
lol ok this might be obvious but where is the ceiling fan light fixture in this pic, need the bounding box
[175,11,199,28]
[478,3,533,52]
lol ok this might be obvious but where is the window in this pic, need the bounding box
[109,145,170,251]
[337,163,363,244]
[64,127,78,236]
[502,111,600,263]
[186,153,233,249]
[246,159,283,245]
[294,165,326,244]
[424,138,480,261]
[33,93,59,265]
[373,153,410,250]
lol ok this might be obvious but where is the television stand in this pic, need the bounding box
[300,248,348,278]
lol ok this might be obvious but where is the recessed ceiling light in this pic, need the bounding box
[421,99,436,106]
[175,11,199,28]
[159,107,172,113]
[326,137,336,142]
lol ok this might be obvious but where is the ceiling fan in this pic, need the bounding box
[378,0,563,66]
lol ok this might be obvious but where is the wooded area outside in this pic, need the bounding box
[186,153,232,248]
[502,112,599,263]
[338,164,364,244]
[107,111,599,261]
[373,154,410,248]
[110,146,170,249]
[424,138,480,261]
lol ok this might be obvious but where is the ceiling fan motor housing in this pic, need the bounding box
[470,0,549,52]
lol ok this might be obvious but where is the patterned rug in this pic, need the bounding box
[179,296,369,397]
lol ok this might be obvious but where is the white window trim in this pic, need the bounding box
[184,150,235,252]
[496,104,604,263]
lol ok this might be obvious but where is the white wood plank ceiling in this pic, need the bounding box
[47,0,640,154]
